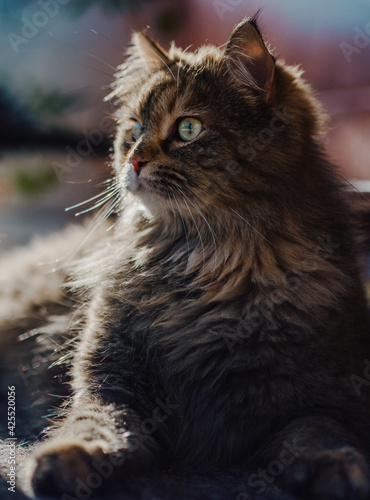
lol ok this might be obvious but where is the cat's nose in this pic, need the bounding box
[129,153,149,176]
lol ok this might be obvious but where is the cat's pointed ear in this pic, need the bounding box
[224,17,275,101]
[131,31,171,72]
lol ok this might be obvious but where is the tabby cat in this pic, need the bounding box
[4,15,370,500]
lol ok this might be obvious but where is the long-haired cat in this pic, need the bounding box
[1,15,370,500]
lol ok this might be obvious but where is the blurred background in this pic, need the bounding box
[0,0,369,252]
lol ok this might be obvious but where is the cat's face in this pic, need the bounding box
[112,18,320,221]
[116,62,246,215]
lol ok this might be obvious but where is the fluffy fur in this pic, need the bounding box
[1,15,370,500]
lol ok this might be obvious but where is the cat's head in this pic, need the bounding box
[111,16,324,229]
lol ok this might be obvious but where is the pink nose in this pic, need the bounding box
[129,153,149,175]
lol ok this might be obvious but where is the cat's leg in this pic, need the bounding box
[30,395,171,497]
[257,416,370,500]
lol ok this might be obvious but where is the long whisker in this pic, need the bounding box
[171,155,273,246]
[90,29,122,52]
[146,47,176,82]
[47,32,116,75]
[84,51,117,72]
[177,44,193,90]
[101,196,122,222]
[186,41,229,75]
[165,188,177,234]
[179,190,218,252]
[74,188,120,217]
[65,182,119,211]
[59,55,113,78]
[230,207,274,246]
[190,189,275,248]
[337,174,368,200]
[65,198,119,265]
[171,190,191,259]
[39,187,122,270]
[177,188,206,267]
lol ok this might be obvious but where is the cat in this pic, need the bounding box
[1,14,370,500]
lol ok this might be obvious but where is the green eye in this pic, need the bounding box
[133,122,143,141]
[178,117,202,142]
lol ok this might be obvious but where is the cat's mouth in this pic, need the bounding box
[127,164,142,192]
[125,162,178,215]
[125,160,189,210]
[126,162,157,195]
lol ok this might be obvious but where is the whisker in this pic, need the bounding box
[229,207,274,247]
[84,51,117,72]
[74,188,119,217]
[90,29,122,52]
[177,188,206,267]
[65,183,118,211]
[186,41,228,76]
[64,58,113,78]
[179,190,218,252]
[177,44,193,90]
[165,189,178,243]
[103,194,124,231]
[146,47,176,82]
[58,85,113,96]
[337,174,368,200]
[171,190,191,259]
[39,187,121,271]
[190,189,276,248]
[65,198,120,265]
[48,31,116,75]
[52,43,113,79]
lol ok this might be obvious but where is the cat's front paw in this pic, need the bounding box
[279,447,370,500]
[31,439,123,497]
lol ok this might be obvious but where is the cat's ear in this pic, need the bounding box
[224,17,275,101]
[131,31,171,72]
